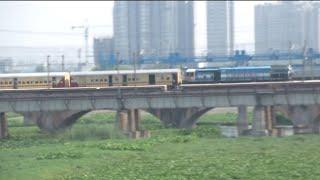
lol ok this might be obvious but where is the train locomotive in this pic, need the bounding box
[183,65,292,83]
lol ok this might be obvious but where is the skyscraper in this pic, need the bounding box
[207,1,234,56]
[93,37,114,70]
[113,1,139,62]
[254,1,320,54]
[113,1,194,62]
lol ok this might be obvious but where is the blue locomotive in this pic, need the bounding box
[183,65,292,83]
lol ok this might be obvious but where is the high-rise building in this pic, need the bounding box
[93,37,114,70]
[207,1,234,56]
[254,1,320,54]
[113,1,194,62]
[113,1,139,62]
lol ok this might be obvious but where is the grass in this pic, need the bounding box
[0,111,319,179]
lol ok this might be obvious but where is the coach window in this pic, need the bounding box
[100,79,103,82]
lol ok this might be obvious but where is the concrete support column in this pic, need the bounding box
[264,106,275,134]
[237,106,248,135]
[117,110,128,132]
[134,109,140,131]
[117,109,145,138]
[128,109,136,132]
[252,106,268,136]
[23,113,35,126]
[0,112,8,139]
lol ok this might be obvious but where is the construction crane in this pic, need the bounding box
[71,23,112,67]
[71,25,89,65]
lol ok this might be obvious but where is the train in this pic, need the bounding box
[0,69,181,89]
[0,64,316,90]
[183,65,292,83]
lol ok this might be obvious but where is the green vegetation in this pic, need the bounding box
[1,111,320,179]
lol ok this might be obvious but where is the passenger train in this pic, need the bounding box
[0,64,315,90]
[0,69,181,89]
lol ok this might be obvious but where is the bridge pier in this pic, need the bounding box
[0,112,8,139]
[287,105,320,134]
[237,106,249,135]
[22,112,36,126]
[147,108,212,128]
[264,106,276,134]
[117,109,149,138]
[252,106,268,136]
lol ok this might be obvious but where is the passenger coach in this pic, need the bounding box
[69,69,182,88]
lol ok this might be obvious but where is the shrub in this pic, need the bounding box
[36,151,83,160]
[63,124,125,141]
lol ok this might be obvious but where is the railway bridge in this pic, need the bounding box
[1,81,320,138]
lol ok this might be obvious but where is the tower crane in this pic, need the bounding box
[71,24,112,68]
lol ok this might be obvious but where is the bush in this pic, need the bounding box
[62,124,125,141]
[78,112,115,125]
[36,151,83,160]
[276,112,292,125]
[178,126,220,138]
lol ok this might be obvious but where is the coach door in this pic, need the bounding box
[172,73,178,86]
[149,74,155,85]
[13,78,18,89]
[108,75,113,86]
[122,74,128,86]
[52,77,57,88]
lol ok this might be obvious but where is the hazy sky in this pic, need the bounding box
[0,1,271,55]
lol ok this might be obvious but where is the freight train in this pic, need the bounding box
[0,65,315,90]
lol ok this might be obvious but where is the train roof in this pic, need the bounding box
[195,68,219,71]
[70,69,181,76]
[219,66,271,70]
[0,72,65,78]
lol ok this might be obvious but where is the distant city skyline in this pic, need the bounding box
[0,1,271,57]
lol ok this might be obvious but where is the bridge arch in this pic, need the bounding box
[145,107,214,128]
[22,110,93,132]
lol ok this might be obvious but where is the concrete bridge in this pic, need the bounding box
[1,81,320,138]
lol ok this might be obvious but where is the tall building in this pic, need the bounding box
[207,1,234,56]
[93,37,114,70]
[113,1,194,62]
[113,1,139,62]
[254,1,320,54]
